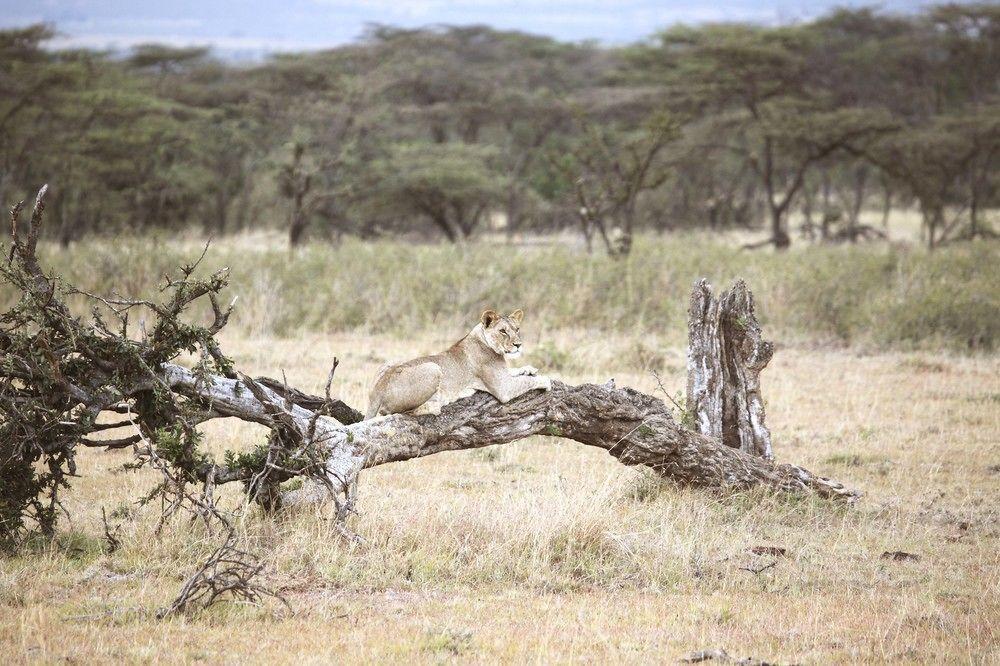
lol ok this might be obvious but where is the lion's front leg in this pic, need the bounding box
[410,391,443,416]
[484,372,552,404]
[510,365,539,377]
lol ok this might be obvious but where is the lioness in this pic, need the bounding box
[366,309,551,418]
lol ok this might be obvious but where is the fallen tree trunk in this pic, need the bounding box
[163,365,860,506]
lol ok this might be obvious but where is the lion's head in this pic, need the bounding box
[479,309,525,357]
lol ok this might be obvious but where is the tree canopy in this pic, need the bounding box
[0,5,997,250]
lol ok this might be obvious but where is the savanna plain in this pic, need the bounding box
[1,230,998,664]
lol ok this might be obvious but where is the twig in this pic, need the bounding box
[101,507,122,553]
[650,368,685,413]
[157,530,288,618]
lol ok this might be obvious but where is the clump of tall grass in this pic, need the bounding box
[12,234,998,352]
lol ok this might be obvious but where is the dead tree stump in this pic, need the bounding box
[686,279,774,459]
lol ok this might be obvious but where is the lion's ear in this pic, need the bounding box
[509,309,524,325]
[480,309,500,328]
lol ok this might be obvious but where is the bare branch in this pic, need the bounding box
[80,434,142,449]
[157,530,287,618]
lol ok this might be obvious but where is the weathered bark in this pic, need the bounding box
[254,376,363,425]
[687,279,774,459]
[162,365,858,505]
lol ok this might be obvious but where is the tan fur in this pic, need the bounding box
[366,309,551,418]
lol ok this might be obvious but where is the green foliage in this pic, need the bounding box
[223,444,271,477]
[0,448,62,553]
[154,426,209,477]
[0,8,995,248]
[365,142,509,241]
[0,200,237,549]
[867,110,1000,247]
[126,44,209,73]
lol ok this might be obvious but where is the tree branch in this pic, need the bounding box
[160,364,859,503]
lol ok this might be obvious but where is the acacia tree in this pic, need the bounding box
[553,110,678,255]
[277,141,317,247]
[0,26,83,210]
[365,26,598,238]
[366,25,500,145]
[264,51,387,245]
[365,142,509,242]
[3,11,998,245]
[633,24,899,248]
[0,185,857,553]
[865,110,1000,248]
[743,105,897,248]
[495,92,568,236]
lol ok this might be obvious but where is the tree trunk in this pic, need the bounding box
[287,168,312,247]
[214,189,229,236]
[921,203,943,250]
[593,217,615,256]
[576,213,595,253]
[161,364,856,507]
[800,184,815,241]
[289,211,308,247]
[686,279,774,459]
[843,166,868,243]
[455,202,481,239]
[157,278,856,508]
[968,180,980,240]
[769,205,791,250]
[58,188,80,248]
[880,179,892,233]
[504,190,522,240]
[820,173,835,241]
[234,180,252,232]
[429,211,460,243]
[761,137,791,250]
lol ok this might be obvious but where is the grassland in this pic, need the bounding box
[1,327,998,664]
[10,229,998,352]
[2,232,999,663]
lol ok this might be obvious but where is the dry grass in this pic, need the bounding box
[2,328,998,664]
[12,228,999,351]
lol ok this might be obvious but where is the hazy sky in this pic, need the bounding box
[7,0,934,57]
